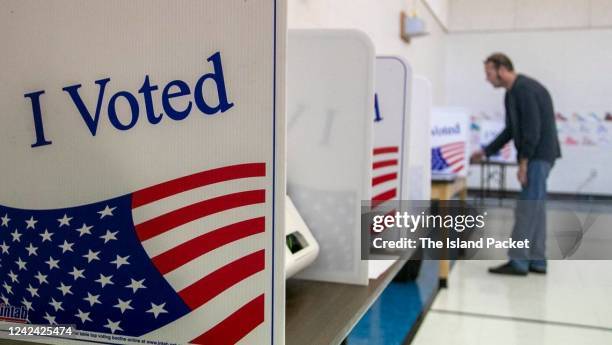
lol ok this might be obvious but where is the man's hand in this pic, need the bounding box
[517,159,528,186]
[470,149,485,163]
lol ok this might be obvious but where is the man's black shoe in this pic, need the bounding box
[529,266,547,274]
[488,262,528,276]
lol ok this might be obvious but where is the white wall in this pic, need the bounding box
[423,0,450,29]
[445,29,612,195]
[449,0,612,32]
[288,0,448,104]
[446,29,612,114]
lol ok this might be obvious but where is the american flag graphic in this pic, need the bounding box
[431,141,465,174]
[0,163,268,344]
[371,146,400,212]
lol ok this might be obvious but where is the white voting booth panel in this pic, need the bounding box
[368,56,413,279]
[408,76,433,200]
[0,1,286,345]
[372,57,413,203]
[369,74,432,280]
[287,30,374,286]
[431,107,471,178]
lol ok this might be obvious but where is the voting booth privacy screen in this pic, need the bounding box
[0,1,286,344]
[407,76,433,200]
[287,30,374,286]
[372,57,412,204]
[368,56,413,278]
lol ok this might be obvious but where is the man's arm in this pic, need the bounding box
[483,126,512,157]
[471,126,512,163]
[516,88,541,161]
[515,88,541,186]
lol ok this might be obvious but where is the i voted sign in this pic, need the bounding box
[0,1,286,345]
[25,52,234,148]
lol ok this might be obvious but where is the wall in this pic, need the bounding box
[449,0,612,32]
[445,29,612,195]
[288,0,448,104]
[423,0,450,29]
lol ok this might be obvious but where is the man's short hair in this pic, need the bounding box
[485,53,514,71]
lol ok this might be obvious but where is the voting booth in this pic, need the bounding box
[372,57,412,204]
[287,29,374,286]
[368,56,413,278]
[0,1,286,344]
[407,76,433,200]
[431,107,471,178]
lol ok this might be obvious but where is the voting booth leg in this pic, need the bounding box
[460,184,468,201]
[431,178,468,289]
[500,164,507,206]
[429,198,450,289]
[480,163,485,205]
[394,249,423,282]
[438,199,451,289]
[439,261,450,289]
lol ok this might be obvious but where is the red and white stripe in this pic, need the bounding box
[441,141,465,173]
[131,163,268,345]
[371,146,400,212]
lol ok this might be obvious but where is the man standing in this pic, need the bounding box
[471,53,561,275]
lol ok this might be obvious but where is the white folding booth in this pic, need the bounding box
[287,29,374,286]
[368,56,414,279]
[0,1,286,344]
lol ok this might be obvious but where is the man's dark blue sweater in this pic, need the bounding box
[485,74,561,163]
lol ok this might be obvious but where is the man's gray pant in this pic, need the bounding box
[509,160,552,271]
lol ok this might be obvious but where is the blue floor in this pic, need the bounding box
[347,260,440,345]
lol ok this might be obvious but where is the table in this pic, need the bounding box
[476,159,518,205]
[431,177,467,201]
[430,177,467,287]
[285,259,406,345]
